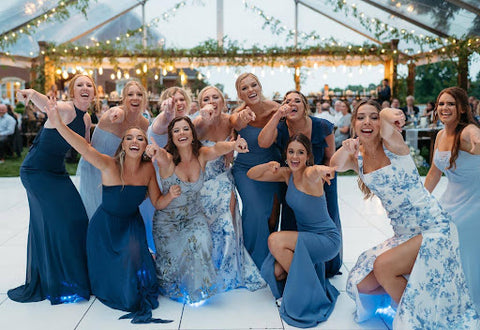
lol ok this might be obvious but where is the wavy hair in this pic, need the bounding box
[286,133,314,166]
[351,98,382,199]
[113,127,150,187]
[165,116,202,165]
[434,87,479,169]
[121,80,147,112]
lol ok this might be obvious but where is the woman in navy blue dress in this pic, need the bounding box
[247,134,340,328]
[44,98,177,323]
[8,74,95,304]
[258,90,342,277]
[230,73,283,269]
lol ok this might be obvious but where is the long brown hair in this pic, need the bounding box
[165,116,202,165]
[351,99,382,199]
[286,133,314,166]
[434,87,479,169]
[113,127,150,186]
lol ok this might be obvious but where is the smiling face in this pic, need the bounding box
[199,86,225,116]
[171,119,193,148]
[70,75,95,103]
[237,75,262,105]
[353,103,381,142]
[174,91,189,117]
[121,128,147,158]
[436,92,460,126]
[283,91,309,120]
[286,140,310,172]
[123,83,145,114]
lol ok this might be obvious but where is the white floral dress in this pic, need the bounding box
[201,141,265,292]
[346,147,479,329]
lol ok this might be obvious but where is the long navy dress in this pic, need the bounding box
[232,125,283,269]
[261,175,341,328]
[276,116,342,277]
[87,185,167,323]
[8,106,90,304]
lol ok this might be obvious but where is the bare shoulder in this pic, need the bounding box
[138,115,149,131]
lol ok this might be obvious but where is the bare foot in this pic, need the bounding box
[274,261,287,281]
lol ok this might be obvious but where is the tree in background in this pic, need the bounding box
[414,61,457,103]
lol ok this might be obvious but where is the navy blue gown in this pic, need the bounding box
[276,116,342,277]
[232,125,283,269]
[8,106,90,304]
[88,185,167,324]
[261,175,341,328]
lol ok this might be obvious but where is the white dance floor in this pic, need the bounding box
[0,175,446,330]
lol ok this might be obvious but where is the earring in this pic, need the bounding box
[285,160,288,165]
[121,150,126,157]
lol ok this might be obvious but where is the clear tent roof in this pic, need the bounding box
[1,0,479,58]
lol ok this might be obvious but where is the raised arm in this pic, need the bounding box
[147,169,181,209]
[379,108,409,155]
[17,89,72,113]
[258,103,291,148]
[44,98,111,171]
[151,97,176,135]
[330,137,359,173]
[230,105,256,131]
[146,137,175,178]
[199,134,249,165]
[461,124,480,155]
[424,130,443,193]
[305,165,337,185]
[247,161,289,183]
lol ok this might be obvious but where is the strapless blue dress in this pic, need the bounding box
[87,185,170,324]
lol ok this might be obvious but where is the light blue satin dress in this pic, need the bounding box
[77,127,121,219]
[434,149,480,314]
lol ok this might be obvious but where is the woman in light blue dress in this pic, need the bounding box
[194,86,265,291]
[147,116,250,304]
[230,73,284,269]
[78,80,149,219]
[258,90,342,277]
[331,100,479,328]
[42,98,177,324]
[425,87,480,314]
[248,134,340,328]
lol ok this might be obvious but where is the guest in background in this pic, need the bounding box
[381,100,390,109]
[334,99,352,149]
[390,98,400,109]
[0,104,16,163]
[401,95,419,118]
[314,100,335,124]
[377,79,391,103]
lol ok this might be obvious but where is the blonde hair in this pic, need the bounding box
[235,73,265,103]
[121,80,147,112]
[283,90,311,117]
[159,86,191,110]
[113,127,150,187]
[198,85,226,112]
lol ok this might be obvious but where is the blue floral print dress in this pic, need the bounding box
[346,147,479,329]
[201,140,265,292]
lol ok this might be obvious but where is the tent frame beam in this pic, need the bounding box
[359,0,450,38]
